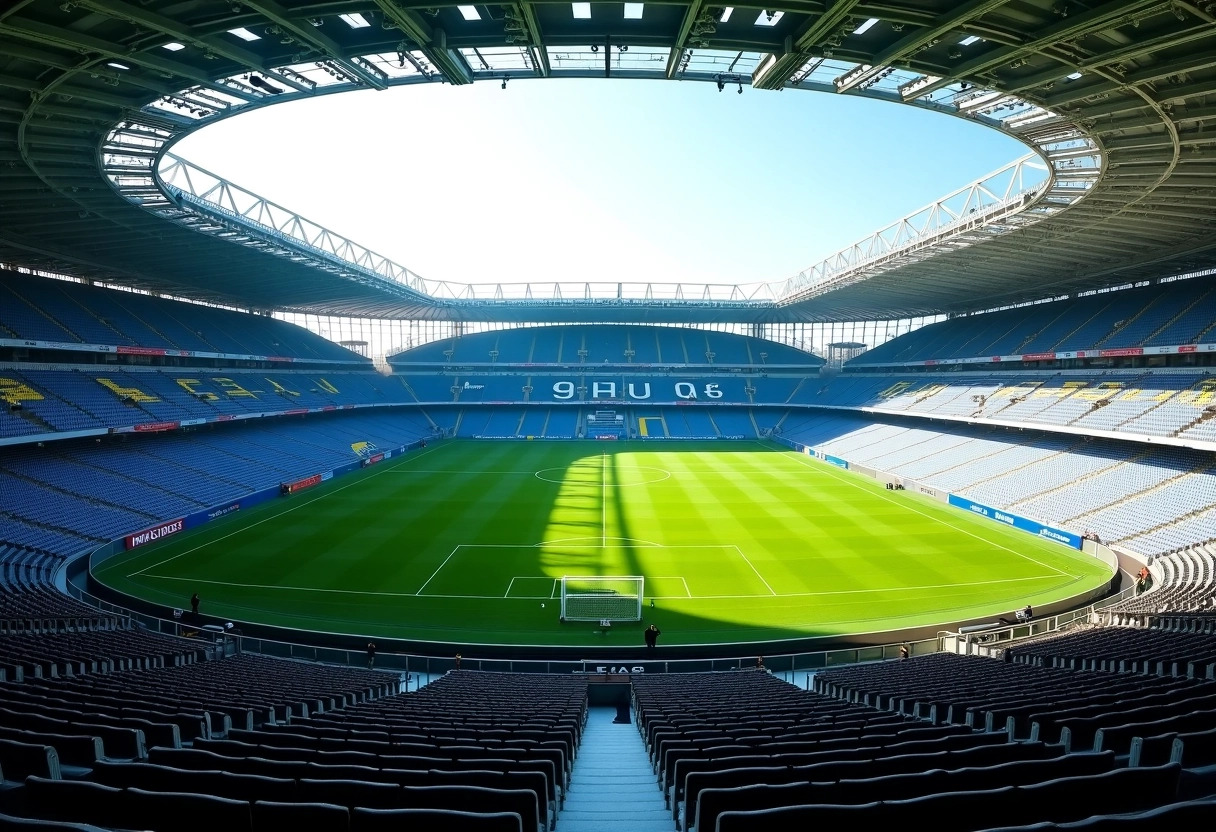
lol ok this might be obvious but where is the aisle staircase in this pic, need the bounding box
[556,706,673,832]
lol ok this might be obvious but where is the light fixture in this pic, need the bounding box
[501,76,508,89]
[737,82,743,94]
[591,44,599,52]
[716,76,724,92]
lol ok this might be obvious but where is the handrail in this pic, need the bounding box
[944,583,1138,658]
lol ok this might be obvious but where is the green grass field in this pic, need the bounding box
[94,440,1113,647]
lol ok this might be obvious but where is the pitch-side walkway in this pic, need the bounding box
[555,706,674,832]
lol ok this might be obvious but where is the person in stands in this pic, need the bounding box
[190,593,200,615]
[366,642,376,669]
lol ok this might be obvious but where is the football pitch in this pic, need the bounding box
[94,440,1113,648]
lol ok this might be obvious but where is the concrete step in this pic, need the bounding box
[556,706,674,832]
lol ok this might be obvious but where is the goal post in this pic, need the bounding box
[560,576,644,622]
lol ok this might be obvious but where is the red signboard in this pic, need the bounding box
[117,346,168,356]
[1022,352,1056,361]
[1099,347,1145,357]
[280,473,323,495]
[133,421,180,433]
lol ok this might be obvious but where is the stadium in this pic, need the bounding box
[1,0,1216,829]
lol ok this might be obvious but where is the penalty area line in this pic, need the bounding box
[732,546,778,596]
[415,546,459,596]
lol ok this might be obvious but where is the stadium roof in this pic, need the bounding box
[1,1,1215,323]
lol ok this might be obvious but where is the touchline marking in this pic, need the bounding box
[384,469,544,475]
[415,546,460,596]
[124,443,448,579]
[733,545,777,596]
[786,452,1074,579]
[135,571,1059,602]
[137,573,542,601]
[601,452,607,547]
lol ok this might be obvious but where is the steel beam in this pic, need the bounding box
[370,0,473,85]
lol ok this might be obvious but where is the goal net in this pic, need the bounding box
[560,576,644,622]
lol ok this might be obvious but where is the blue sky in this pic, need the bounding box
[174,79,1026,289]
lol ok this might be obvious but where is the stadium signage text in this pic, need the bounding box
[593,666,645,674]
[124,518,185,550]
[207,503,240,520]
[947,495,1081,549]
[552,381,723,400]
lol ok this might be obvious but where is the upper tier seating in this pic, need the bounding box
[388,325,820,367]
[800,370,1216,443]
[0,271,365,363]
[0,369,409,440]
[851,276,1216,366]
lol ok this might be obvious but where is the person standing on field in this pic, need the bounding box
[644,624,661,648]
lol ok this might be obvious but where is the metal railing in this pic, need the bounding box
[944,583,1138,658]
